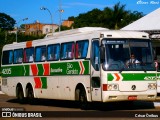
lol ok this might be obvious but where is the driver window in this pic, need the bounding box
[91,40,100,71]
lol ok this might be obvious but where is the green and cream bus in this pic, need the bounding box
[1,27,157,109]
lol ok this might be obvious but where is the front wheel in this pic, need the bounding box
[79,89,90,110]
[17,86,25,104]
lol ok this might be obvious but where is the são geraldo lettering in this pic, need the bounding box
[66,63,78,74]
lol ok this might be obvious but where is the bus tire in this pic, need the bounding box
[16,86,25,104]
[79,88,89,110]
[26,86,34,104]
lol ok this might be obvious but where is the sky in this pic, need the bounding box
[0,0,159,26]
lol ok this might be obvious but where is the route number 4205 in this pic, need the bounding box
[2,68,11,74]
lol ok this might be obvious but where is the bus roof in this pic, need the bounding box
[2,28,150,51]
[45,27,109,38]
[100,30,149,39]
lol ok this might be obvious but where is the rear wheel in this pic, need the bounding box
[26,86,34,104]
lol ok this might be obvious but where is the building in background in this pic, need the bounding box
[9,20,74,36]
[62,20,74,28]
[25,21,58,35]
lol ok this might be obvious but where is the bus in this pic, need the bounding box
[1,27,157,109]
[152,39,160,97]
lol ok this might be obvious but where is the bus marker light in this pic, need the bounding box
[103,84,107,91]
[128,96,137,100]
[108,85,112,90]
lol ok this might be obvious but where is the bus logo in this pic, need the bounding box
[131,85,136,90]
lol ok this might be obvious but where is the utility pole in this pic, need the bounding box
[59,0,64,32]
[16,18,28,42]
[40,7,54,34]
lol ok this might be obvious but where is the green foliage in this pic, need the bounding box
[68,16,75,21]
[73,8,103,28]
[0,13,16,31]
[55,25,72,32]
[72,2,144,30]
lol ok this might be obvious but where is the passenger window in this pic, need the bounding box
[47,44,60,61]
[35,46,46,62]
[2,50,13,65]
[24,47,34,63]
[91,40,100,71]
[61,42,74,60]
[14,49,23,64]
[75,40,89,59]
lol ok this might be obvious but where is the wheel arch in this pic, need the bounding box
[16,83,24,98]
[25,82,34,98]
[75,83,89,101]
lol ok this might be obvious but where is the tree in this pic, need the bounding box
[55,25,71,32]
[68,16,75,21]
[112,2,127,29]
[73,8,103,28]
[71,2,143,30]
[0,13,16,31]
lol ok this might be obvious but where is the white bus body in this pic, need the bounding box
[1,27,157,109]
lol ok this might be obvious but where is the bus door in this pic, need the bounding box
[91,39,102,101]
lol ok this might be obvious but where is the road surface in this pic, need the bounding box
[0,94,160,120]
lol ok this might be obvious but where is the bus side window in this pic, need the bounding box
[2,50,13,65]
[91,40,100,71]
[47,44,60,61]
[75,40,89,59]
[61,42,74,60]
[24,47,34,63]
[13,49,23,64]
[35,46,46,62]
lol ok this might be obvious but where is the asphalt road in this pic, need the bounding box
[0,94,160,120]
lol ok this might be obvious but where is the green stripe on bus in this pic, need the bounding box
[24,65,29,76]
[1,61,90,77]
[83,61,89,74]
[1,66,25,77]
[37,64,43,76]
[50,61,89,75]
[108,73,158,81]
[41,77,47,89]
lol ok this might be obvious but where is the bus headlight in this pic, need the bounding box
[107,84,119,91]
[148,83,156,90]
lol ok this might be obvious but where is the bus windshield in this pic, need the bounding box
[101,39,155,71]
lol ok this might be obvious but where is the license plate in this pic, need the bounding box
[128,96,137,100]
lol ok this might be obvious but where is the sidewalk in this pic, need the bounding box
[0,91,4,94]
[0,76,3,94]
[154,97,160,108]
[0,86,4,94]
[154,102,160,108]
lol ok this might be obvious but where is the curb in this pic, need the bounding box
[153,102,160,108]
[0,91,4,94]
[154,97,160,107]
